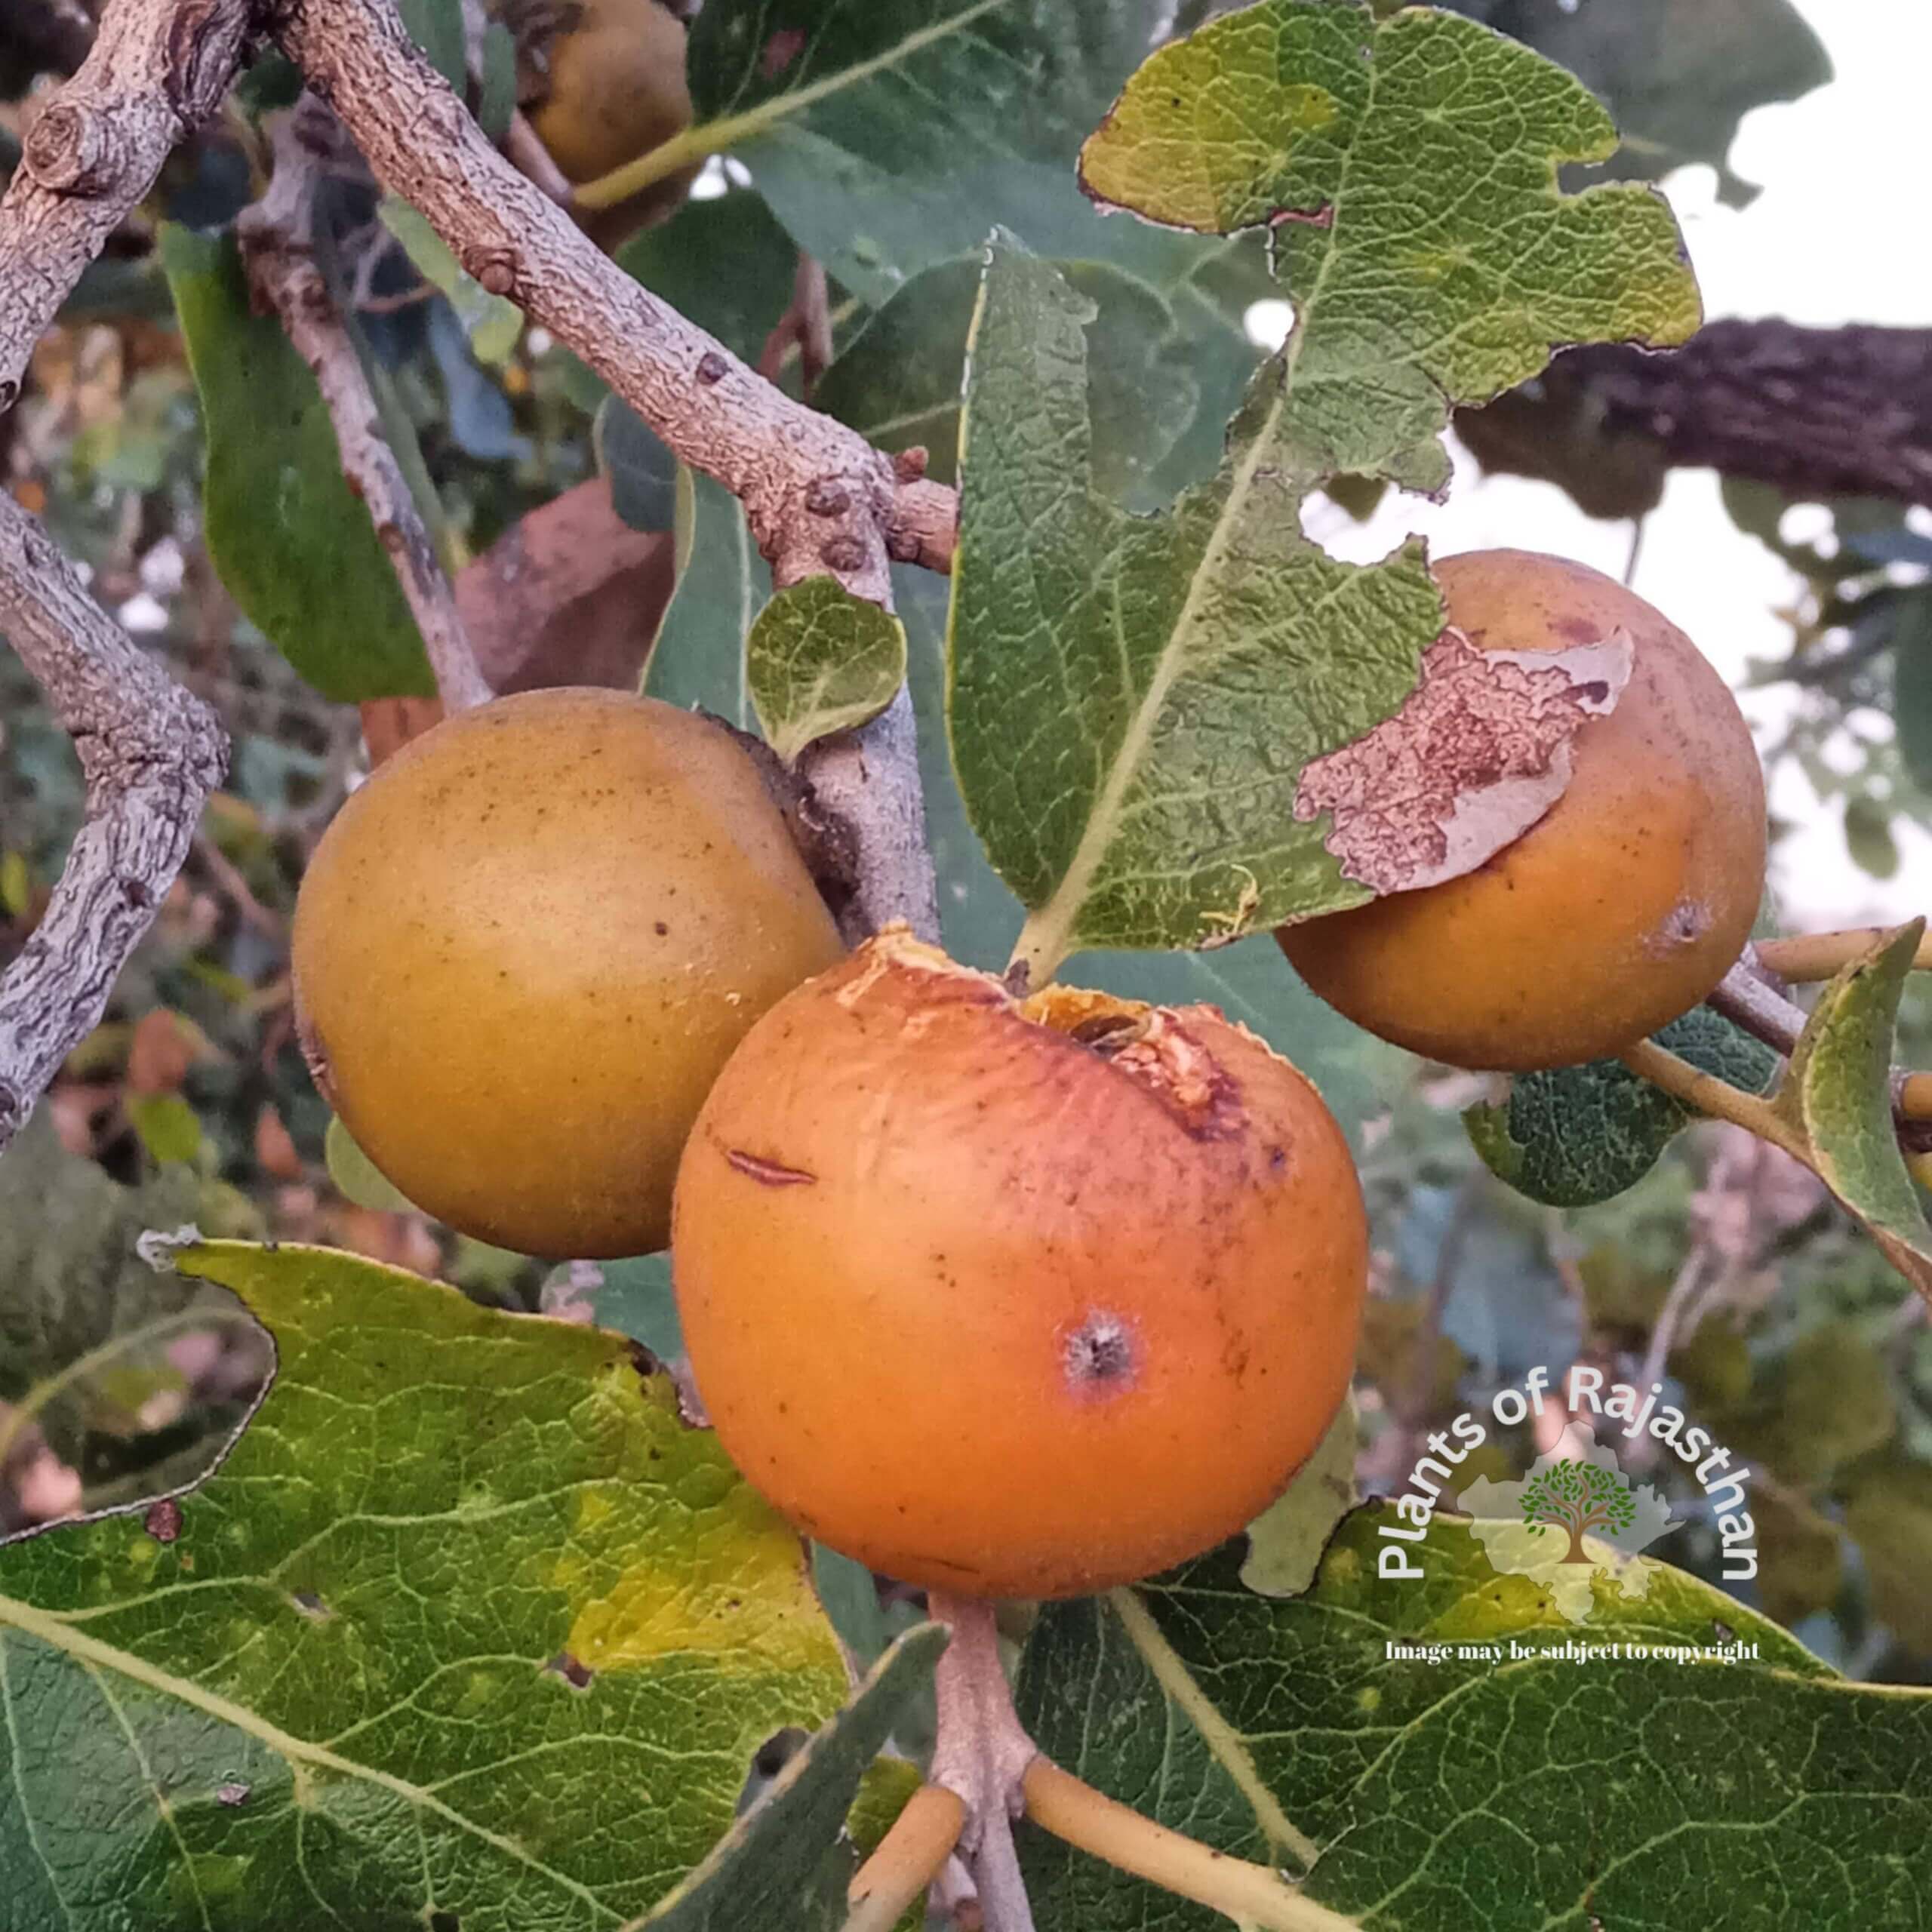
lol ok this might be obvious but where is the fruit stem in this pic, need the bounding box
[926,1589,1041,1932]
[1023,1761,1358,1932]
[844,1783,968,1932]
[1618,1037,1809,1161]
[1756,927,1932,983]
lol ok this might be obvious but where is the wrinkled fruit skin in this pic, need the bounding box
[292,689,844,1259]
[672,930,1369,1600]
[1278,548,1767,1071]
[531,0,694,248]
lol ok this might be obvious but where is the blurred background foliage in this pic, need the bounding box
[5,0,1932,1700]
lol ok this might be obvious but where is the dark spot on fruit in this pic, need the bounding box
[654,921,669,937]
[1063,1312,1138,1394]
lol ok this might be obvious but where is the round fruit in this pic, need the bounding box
[1278,549,1766,1072]
[528,0,694,247]
[530,0,691,183]
[292,689,843,1259]
[672,928,1369,1600]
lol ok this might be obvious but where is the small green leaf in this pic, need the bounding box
[1467,1004,1780,1208]
[477,20,518,143]
[161,227,435,702]
[645,469,760,727]
[395,0,465,88]
[596,396,679,532]
[1238,1395,1358,1599]
[1782,920,1932,1294]
[636,1625,946,1930]
[0,1241,847,1928]
[125,1093,202,1167]
[748,578,907,761]
[379,198,523,365]
[322,1112,420,1214]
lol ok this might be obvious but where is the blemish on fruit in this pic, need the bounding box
[1647,897,1711,952]
[1062,1312,1139,1395]
[726,1149,817,1186]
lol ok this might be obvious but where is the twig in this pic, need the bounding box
[281,0,947,938]
[1619,1037,1807,1161]
[926,1591,1039,1932]
[1758,927,1932,983]
[844,1783,968,1932]
[238,95,491,715]
[758,252,834,395]
[0,0,253,410]
[504,112,574,206]
[1023,1762,1357,1932]
[0,491,227,1154]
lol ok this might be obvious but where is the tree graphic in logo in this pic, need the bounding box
[1516,1457,1638,1563]
[1460,1426,1679,1624]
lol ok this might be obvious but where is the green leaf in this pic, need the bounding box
[321,1113,420,1215]
[814,254,1199,511]
[1896,595,1932,791]
[592,1253,684,1361]
[685,0,1208,307]
[635,1625,946,1930]
[379,198,523,365]
[596,396,679,532]
[125,1093,203,1167]
[897,563,1402,1143]
[0,1241,847,1930]
[1781,920,1932,1296]
[395,0,466,89]
[1238,1396,1358,1600]
[747,577,907,761]
[953,5,1699,973]
[160,227,435,702]
[1017,1507,1930,1930]
[644,469,761,727]
[0,1109,224,1475]
[1466,1004,1780,1208]
[476,20,518,143]
[1438,0,1832,208]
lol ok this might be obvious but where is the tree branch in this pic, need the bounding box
[238,93,491,715]
[0,0,253,411]
[0,490,227,1152]
[0,0,247,1153]
[281,0,946,940]
[1461,321,1932,512]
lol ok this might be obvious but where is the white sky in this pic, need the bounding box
[1292,0,1932,928]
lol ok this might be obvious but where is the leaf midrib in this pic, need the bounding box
[1008,48,1377,983]
[0,1590,626,1924]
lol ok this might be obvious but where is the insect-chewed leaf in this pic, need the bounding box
[160,229,435,703]
[635,1624,946,1930]
[748,578,909,762]
[1780,919,1932,1295]
[952,5,1699,979]
[0,1241,846,1931]
[1016,1506,1932,1928]
[1468,1004,1780,1208]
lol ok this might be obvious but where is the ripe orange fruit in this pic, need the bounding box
[292,689,843,1258]
[1278,549,1766,1070]
[672,928,1368,1599]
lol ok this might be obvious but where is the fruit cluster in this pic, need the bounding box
[292,551,1766,1599]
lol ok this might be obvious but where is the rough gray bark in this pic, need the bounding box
[0,491,227,1149]
[1462,320,1932,513]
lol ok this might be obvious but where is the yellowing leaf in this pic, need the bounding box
[0,1241,845,1929]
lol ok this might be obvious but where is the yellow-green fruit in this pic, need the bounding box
[531,0,691,185]
[1278,549,1767,1072]
[292,689,844,1258]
